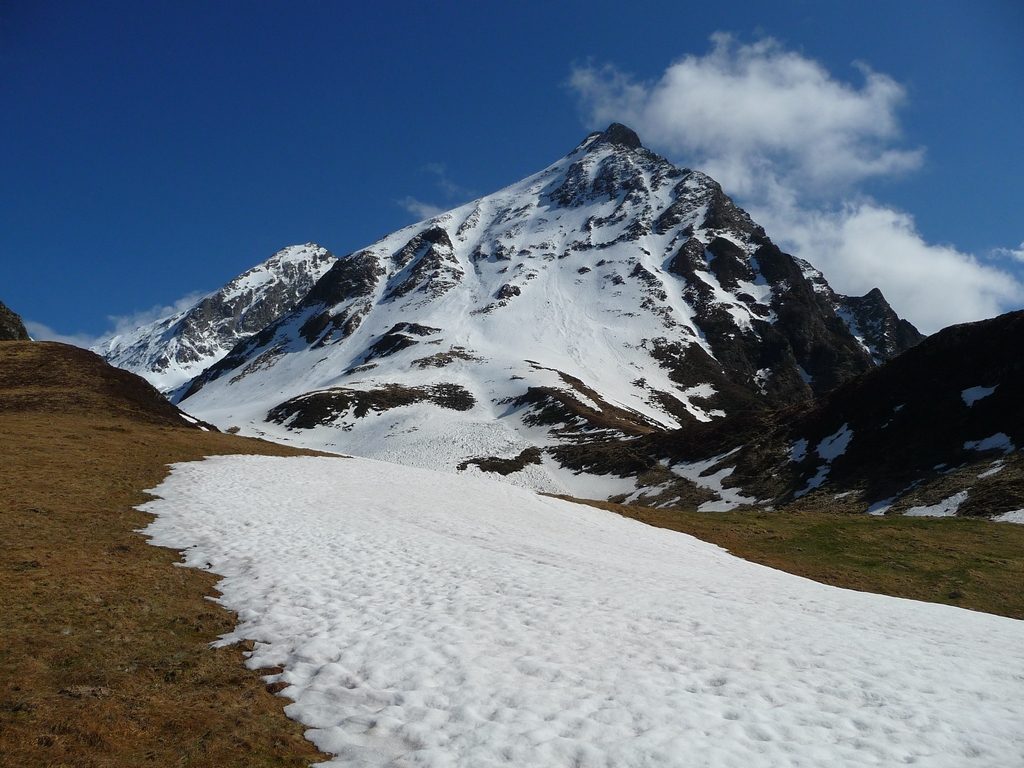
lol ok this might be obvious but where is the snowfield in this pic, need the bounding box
[141,456,1024,767]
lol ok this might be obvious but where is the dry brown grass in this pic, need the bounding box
[566,498,1024,620]
[0,342,331,767]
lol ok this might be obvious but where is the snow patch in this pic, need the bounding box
[817,423,854,461]
[794,424,853,498]
[961,385,997,406]
[904,491,969,518]
[671,452,758,511]
[141,455,1024,768]
[964,433,1015,455]
[978,461,1005,479]
[789,438,808,463]
[867,498,894,516]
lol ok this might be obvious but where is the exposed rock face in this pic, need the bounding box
[835,288,925,363]
[0,301,29,341]
[795,258,925,364]
[769,309,1023,515]
[604,311,1023,518]
[94,244,336,391]
[158,124,922,496]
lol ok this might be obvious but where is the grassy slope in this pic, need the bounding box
[0,342,330,767]
[571,499,1024,620]
[3,339,1022,765]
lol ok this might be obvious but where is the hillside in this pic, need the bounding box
[0,341,329,767]
[620,311,1024,517]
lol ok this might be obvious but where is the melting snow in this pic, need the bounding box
[866,498,894,516]
[964,433,1016,455]
[674,383,726,422]
[788,438,808,463]
[141,455,1024,768]
[993,509,1024,524]
[961,385,997,406]
[904,491,969,518]
[817,424,854,461]
[670,452,758,511]
[753,367,771,394]
[978,461,1006,479]
[794,424,853,498]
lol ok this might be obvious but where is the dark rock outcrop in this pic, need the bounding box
[0,301,29,341]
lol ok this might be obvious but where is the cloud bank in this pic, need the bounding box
[27,290,210,350]
[569,34,1023,333]
[756,202,1022,333]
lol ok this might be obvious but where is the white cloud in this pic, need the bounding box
[991,242,1024,263]
[104,290,209,337]
[756,201,1024,334]
[23,320,100,348]
[398,164,474,222]
[568,35,1023,332]
[570,34,922,200]
[397,196,446,221]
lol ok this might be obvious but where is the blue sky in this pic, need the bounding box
[3,0,1022,339]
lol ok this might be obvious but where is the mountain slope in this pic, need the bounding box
[174,124,920,494]
[94,244,336,391]
[583,310,1023,517]
[724,309,1024,518]
[797,259,925,363]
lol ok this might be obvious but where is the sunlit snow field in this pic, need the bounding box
[142,455,1024,767]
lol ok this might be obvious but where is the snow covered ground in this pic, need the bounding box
[141,455,1024,767]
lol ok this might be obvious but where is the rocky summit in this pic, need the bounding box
[0,300,30,341]
[136,124,922,497]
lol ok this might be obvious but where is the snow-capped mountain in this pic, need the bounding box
[171,124,921,495]
[94,244,336,391]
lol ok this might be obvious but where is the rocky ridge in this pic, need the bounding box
[93,244,336,391]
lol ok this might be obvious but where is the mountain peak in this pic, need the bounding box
[586,122,643,151]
